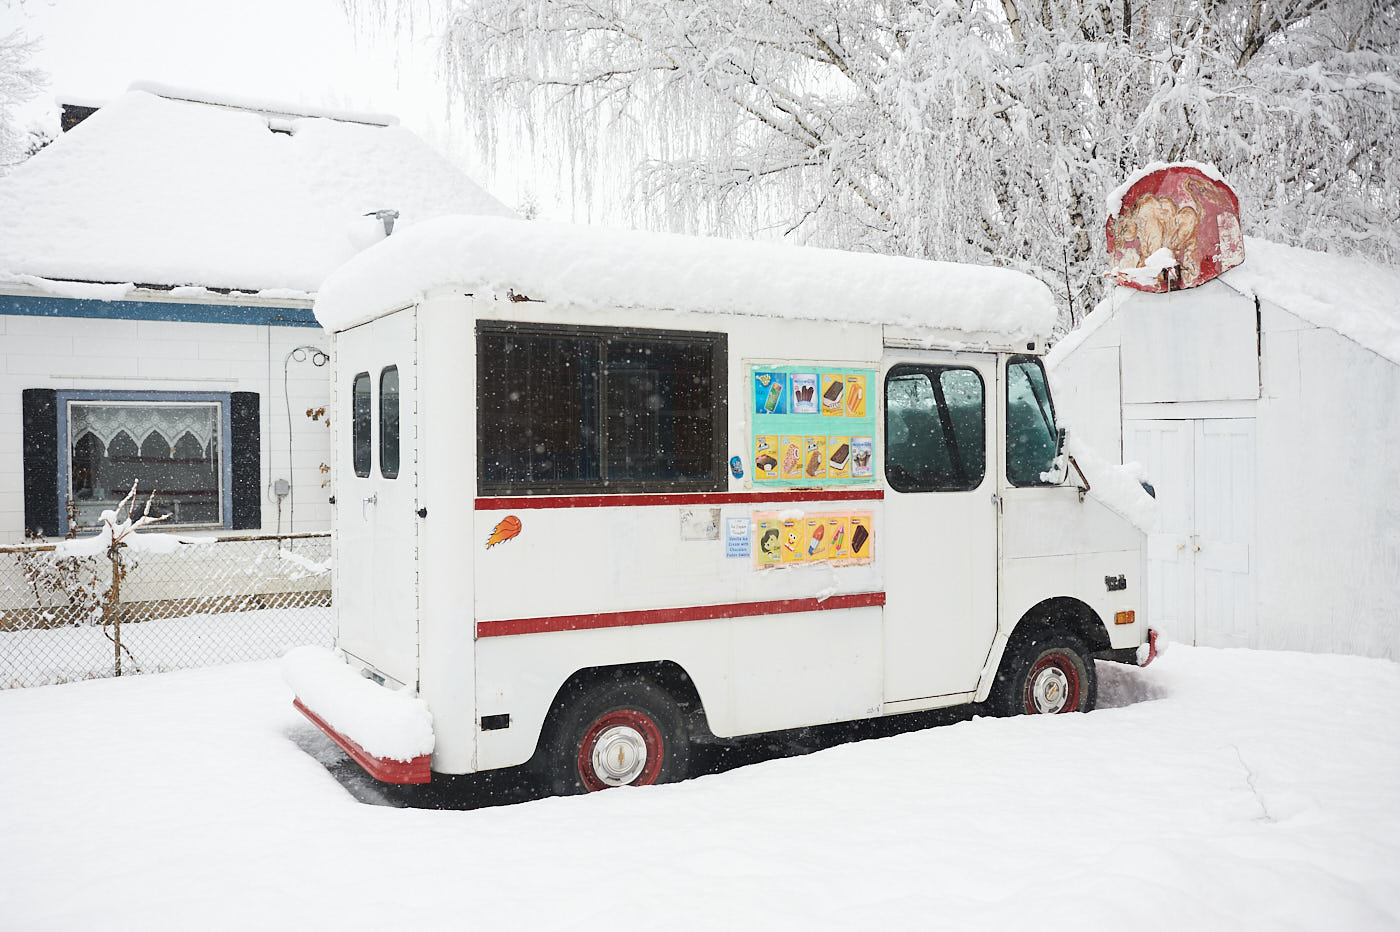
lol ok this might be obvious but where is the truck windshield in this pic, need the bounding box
[1006,357,1058,486]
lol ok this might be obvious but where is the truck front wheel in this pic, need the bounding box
[541,679,691,795]
[990,631,1097,716]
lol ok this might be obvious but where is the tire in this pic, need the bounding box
[539,678,692,795]
[990,630,1097,717]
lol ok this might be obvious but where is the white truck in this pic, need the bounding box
[284,216,1158,793]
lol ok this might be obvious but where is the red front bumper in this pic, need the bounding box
[1140,628,1162,667]
[294,698,432,785]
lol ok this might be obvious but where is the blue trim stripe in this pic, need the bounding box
[0,293,321,328]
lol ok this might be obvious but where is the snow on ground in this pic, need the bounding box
[2,646,1398,930]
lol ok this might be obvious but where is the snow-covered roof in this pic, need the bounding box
[1221,238,1400,366]
[0,90,515,297]
[314,214,1058,342]
[1050,237,1400,368]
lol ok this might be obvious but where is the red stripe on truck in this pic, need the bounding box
[476,591,886,638]
[475,489,884,510]
[293,698,432,785]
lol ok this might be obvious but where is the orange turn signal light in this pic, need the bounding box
[1114,610,1136,626]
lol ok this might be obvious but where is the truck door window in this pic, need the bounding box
[379,366,399,479]
[477,321,727,494]
[884,364,985,492]
[1006,356,1058,486]
[352,372,371,478]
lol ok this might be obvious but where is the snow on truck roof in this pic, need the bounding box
[0,90,515,297]
[314,215,1058,342]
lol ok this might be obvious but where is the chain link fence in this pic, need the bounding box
[0,533,332,689]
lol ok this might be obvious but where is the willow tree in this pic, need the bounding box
[374,0,1399,328]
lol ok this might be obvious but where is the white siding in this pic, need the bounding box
[1119,279,1259,404]
[0,311,331,544]
[1255,306,1400,660]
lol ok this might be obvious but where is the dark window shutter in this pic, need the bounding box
[230,392,261,530]
[22,389,61,538]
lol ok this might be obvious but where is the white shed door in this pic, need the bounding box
[1126,420,1196,640]
[1193,419,1255,648]
[1124,418,1255,648]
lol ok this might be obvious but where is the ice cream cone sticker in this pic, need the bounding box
[486,515,522,549]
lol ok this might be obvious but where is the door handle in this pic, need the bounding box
[361,493,377,521]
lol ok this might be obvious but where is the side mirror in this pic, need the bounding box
[1056,426,1068,456]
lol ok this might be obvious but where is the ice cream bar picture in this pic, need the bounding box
[851,523,870,555]
[790,374,819,414]
[803,436,826,478]
[828,442,850,471]
[754,372,786,414]
[806,522,825,556]
[764,381,783,412]
[845,377,866,417]
[821,374,844,416]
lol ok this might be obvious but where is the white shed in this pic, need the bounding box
[1050,238,1400,661]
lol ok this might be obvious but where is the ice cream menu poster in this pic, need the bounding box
[750,364,877,487]
[753,512,875,569]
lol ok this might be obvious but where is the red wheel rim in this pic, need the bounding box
[1024,652,1082,714]
[576,709,665,791]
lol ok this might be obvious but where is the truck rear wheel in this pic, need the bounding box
[541,679,691,795]
[990,631,1097,716]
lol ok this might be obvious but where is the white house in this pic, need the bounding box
[1050,238,1400,661]
[0,86,513,544]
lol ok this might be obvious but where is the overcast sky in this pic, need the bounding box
[4,0,539,213]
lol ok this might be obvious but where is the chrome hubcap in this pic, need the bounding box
[1030,666,1071,714]
[590,724,649,786]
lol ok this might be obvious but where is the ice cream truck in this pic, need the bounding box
[284,215,1158,793]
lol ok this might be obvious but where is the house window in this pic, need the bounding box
[477,321,727,495]
[1006,356,1059,486]
[884,364,986,492]
[62,394,229,529]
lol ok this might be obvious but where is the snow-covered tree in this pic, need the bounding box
[0,27,46,172]
[378,0,1399,327]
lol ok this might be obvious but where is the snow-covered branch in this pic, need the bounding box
[367,0,1400,332]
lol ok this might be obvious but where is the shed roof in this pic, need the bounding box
[0,90,514,298]
[313,214,1058,343]
[1050,238,1400,368]
[1220,238,1400,366]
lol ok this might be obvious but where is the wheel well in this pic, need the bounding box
[1011,597,1110,653]
[533,661,709,758]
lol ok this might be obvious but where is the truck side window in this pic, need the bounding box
[884,364,985,492]
[1006,356,1058,486]
[352,372,371,478]
[477,321,727,495]
[379,366,399,479]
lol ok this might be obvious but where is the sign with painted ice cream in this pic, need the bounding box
[750,364,876,487]
[1106,164,1244,293]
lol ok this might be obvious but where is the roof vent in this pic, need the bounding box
[365,209,399,236]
